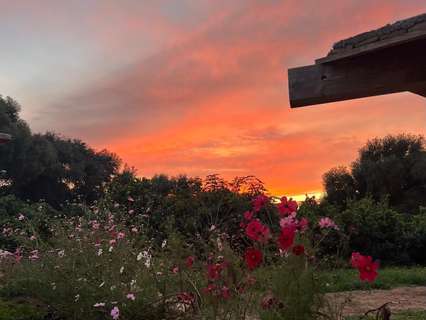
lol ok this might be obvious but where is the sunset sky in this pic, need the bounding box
[1,0,426,198]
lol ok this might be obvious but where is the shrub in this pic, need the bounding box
[0,194,370,320]
[337,197,409,264]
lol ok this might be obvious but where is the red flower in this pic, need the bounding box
[221,286,231,299]
[252,195,269,212]
[177,292,195,305]
[358,256,379,283]
[351,252,379,283]
[244,247,263,270]
[297,218,309,232]
[261,291,279,310]
[277,226,295,251]
[207,263,224,280]
[292,244,305,256]
[202,283,217,295]
[186,256,195,268]
[350,252,362,268]
[244,211,254,221]
[277,196,298,216]
[245,219,270,243]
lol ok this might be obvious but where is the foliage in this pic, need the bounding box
[104,172,264,249]
[0,194,365,320]
[0,195,57,251]
[337,197,408,264]
[0,96,121,208]
[0,299,46,320]
[323,134,426,214]
[319,266,426,292]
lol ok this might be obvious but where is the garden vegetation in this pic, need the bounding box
[1,95,426,319]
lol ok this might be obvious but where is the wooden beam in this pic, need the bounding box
[288,39,426,108]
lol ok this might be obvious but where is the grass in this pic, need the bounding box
[0,299,46,320]
[321,266,426,292]
[347,310,426,320]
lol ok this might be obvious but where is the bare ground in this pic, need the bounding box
[326,286,426,316]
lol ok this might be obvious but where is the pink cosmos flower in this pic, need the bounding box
[245,219,270,243]
[117,232,125,240]
[243,211,254,221]
[221,286,231,299]
[29,250,39,261]
[279,212,298,229]
[351,252,379,283]
[298,217,309,232]
[18,214,25,221]
[126,293,136,301]
[172,266,179,274]
[318,217,339,230]
[186,256,195,268]
[110,306,120,319]
[277,196,298,216]
[207,263,223,280]
[14,248,22,263]
[252,195,269,212]
[351,252,362,268]
[91,221,100,230]
[277,226,296,251]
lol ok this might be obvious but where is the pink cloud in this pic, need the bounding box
[5,0,426,196]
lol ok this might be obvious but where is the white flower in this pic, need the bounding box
[93,302,105,308]
[108,246,113,252]
[161,239,167,248]
[74,294,80,302]
[137,252,143,261]
[99,281,105,288]
[119,266,124,274]
[18,214,25,221]
[126,293,136,301]
[97,248,103,256]
[58,250,65,257]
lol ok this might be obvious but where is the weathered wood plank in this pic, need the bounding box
[288,39,426,108]
[315,31,426,64]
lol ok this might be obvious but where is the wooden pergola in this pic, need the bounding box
[288,13,426,108]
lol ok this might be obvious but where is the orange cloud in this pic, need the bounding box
[12,0,426,196]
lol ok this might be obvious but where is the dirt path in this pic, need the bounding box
[326,286,426,316]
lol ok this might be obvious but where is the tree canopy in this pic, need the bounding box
[0,96,121,207]
[323,134,426,213]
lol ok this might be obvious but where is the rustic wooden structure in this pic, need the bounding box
[288,13,426,108]
[0,133,11,144]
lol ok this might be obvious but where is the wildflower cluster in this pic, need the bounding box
[0,195,380,320]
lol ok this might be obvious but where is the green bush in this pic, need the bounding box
[0,195,57,251]
[337,197,408,264]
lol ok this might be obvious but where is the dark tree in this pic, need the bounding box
[0,96,121,208]
[323,134,426,213]
[322,166,355,206]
